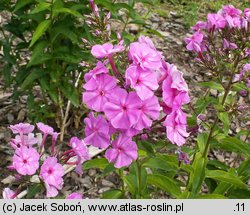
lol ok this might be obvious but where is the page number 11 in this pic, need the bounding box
[235,203,245,212]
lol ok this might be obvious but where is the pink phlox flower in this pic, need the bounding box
[2,188,17,199]
[40,157,64,197]
[128,42,162,70]
[125,65,159,100]
[219,5,242,18]
[184,30,204,53]
[105,134,138,168]
[223,39,238,50]
[84,112,110,149]
[134,95,161,131]
[225,15,241,28]
[67,192,83,199]
[162,65,190,109]
[10,133,38,149]
[104,87,141,130]
[244,8,250,20]
[13,146,40,175]
[9,123,34,134]
[83,74,117,112]
[207,13,226,29]
[37,122,54,135]
[91,43,124,59]
[192,21,207,31]
[69,137,89,175]
[84,61,109,82]
[164,109,189,146]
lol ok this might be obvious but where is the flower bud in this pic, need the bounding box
[237,105,249,112]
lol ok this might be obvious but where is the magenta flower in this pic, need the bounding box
[207,13,226,29]
[104,88,141,129]
[69,137,89,175]
[91,43,124,59]
[192,21,207,31]
[40,157,64,197]
[84,61,109,82]
[83,74,117,112]
[134,95,161,130]
[164,109,189,146]
[225,15,241,28]
[84,112,110,149]
[105,134,138,168]
[244,8,250,20]
[10,133,38,149]
[9,123,34,134]
[67,192,83,199]
[162,64,190,109]
[219,5,242,18]
[223,39,237,50]
[2,188,17,199]
[184,31,204,53]
[125,65,159,100]
[13,146,40,175]
[128,42,162,70]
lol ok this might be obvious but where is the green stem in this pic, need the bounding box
[119,169,125,194]
[137,159,142,199]
[202,56,240,157]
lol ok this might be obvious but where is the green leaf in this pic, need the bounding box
[143,154,178,172]
[197,133,208,154]
[83,158,109,170]
[147,174,181,198]
[53,8,82,18]
[197,194,227,199]
[218,112,230,134]
[21,69,45,90]
[13,0,33,12]
[227,189,250,199]
[60,84,80,107]
[27,41,51,67]
[27,184,43,199]
[206,170,248,189]
[188,152,207,197]
[29,20,51,48]
[102,189,124,199]
[137,141,155,157]
[212,137,250,156]
[198,81,224,91]
[30,2,51,14]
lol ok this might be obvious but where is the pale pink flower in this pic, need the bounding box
[184,30,204,53]
[225,15,241,28]
[83,74,117,112]
[128,42,162,70]
[244,8,250,20]
[10,133,38,149]
[2,188,17,199]
[13,146,40,175]
[164,109,189,146]
[84,112,110,149]
[104,88,141,129]
[67,192,83,199]
[105,134,138,168]
[9,123,34,134]
[37,122,54,135]
[125,65,158,100]
[91,43,124,59]
[40,157,64,197]
[69,137,89,175]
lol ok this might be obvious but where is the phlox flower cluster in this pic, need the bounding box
[3,122,89,198]
[82,1,190,169]
[185,5,250,89]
